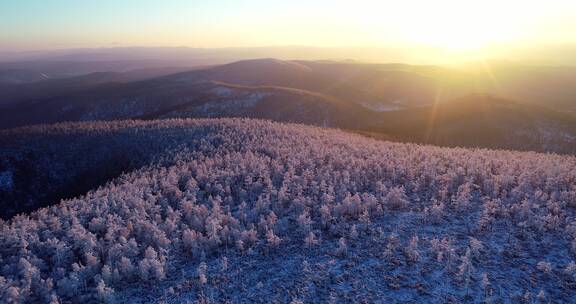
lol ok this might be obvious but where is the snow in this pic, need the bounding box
[197,90,272,115]
[209,86,235,97]
[360,101,403,112]
[371,104,403,112]
[1,118,575,303]
[0,171,13,191]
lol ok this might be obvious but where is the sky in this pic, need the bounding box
[1,0,576,58]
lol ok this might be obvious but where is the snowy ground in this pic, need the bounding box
[119,211,575,303]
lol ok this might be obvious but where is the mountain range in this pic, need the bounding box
[1,58,575,154]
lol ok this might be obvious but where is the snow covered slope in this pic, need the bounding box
[0,118,575,303]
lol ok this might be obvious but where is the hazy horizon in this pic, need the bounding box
[2,44,576,67]
[2,1,576,65]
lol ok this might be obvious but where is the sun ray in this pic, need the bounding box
[479,60,503,95]
[424,73,447,143]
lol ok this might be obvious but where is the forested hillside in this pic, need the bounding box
[2,59,576,155]
[1,119,575,303]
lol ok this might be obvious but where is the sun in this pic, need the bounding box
[402,13,516,51]
[407,14,522,52]
[372,0,529,52]
[413,24,494,51]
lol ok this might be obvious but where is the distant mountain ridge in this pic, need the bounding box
[0,58,575,154]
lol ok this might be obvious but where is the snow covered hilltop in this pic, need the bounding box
[1,118,575,303]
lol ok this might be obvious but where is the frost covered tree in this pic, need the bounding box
[137,247,165,281]
[458,248,475,292]
[405,235,420,263]
[335,237,347,257]
[266,230,281,248]
[0,118,574,302]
